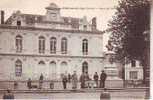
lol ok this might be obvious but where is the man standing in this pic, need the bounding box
[93,72,99,88]
[39,73,44,89]
[62,73,68,89]
[27,78,32,89]
[100,70,107,88]
[71,71,78,89]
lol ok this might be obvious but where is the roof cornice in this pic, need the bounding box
[0,25,104,34]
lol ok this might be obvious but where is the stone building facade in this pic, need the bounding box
[0,3,121,81]
[125,60,143,81]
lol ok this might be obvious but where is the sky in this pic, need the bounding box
[0,0,119,51]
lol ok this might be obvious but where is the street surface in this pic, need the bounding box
[0,88,149,100]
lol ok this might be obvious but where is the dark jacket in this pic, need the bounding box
[39,75,43,81]
[100,72,107,81]
[62,75,68,82]
[27,79,32,88]
[93,74,99,81]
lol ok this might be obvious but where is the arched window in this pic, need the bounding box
[60,61,68,74]
[50,61,56,79]
[50,61,56,67]
[50,37,56,54]
[15,59,22,77]
[39,36,45,53]
[82,39,88,55]
[38,60,46,78]
[82,61,88,73]
[61,61,67,66]
[38,60,45,65]
[15,35,22,52]
[61,37,67,54]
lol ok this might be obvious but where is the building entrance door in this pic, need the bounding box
[38,61,47,79]
[60,61,68,75]
[49,61,56,80]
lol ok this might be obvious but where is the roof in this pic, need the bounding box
[4,3,101,32]
[5,13,80,28]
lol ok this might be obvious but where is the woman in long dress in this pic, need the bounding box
[72,71,78,89]
[80,72,85,88]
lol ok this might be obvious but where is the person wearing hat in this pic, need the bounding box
[62,72,68,89]
[100,70,107,88]
[93,72,99,88]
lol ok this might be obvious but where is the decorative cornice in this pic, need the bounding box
[0,25,104,35]
[0,53,104,59]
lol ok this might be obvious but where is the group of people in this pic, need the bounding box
[27,73,44,89]
[94,71,107,88]
[2,71,107,99]
[61,71,78,89]
[61,70,107,89]
[27,70,107,90]
[80,70,107,88]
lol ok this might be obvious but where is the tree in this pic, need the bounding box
[107,0,150,62]
[107,0,150,83]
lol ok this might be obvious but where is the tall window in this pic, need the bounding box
[50,37,56,54]
[130,71,138,79]
[61,37,67,54]
[82,39,88,55]
[60,61,68,75]
[15,59,22,77]
[39,36,45,54]
[50,61,56,79]
[17,20,21,26]
[16,35,22,52]
[82,61,88,73]
[131,60,136,67]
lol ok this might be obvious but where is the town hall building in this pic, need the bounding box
[0,3,122,82]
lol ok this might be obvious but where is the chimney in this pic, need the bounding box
[92,17,97,31]
[0,10,4,24]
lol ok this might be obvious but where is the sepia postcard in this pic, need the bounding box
[0,0,151,99]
